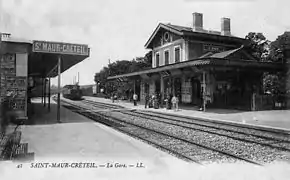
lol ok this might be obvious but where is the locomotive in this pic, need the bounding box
[62,84,83,100]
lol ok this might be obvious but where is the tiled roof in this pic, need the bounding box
[199,52,214,58]
[165,24,193,32]
[165,23,226,36]
[210,46,243,58]
[145,23,246,49]
[108,58,285,80]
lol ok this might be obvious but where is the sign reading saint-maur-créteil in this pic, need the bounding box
[32,40,89,56]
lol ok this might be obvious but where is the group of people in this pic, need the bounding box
[110,92,179,111]
[144,93,179,111]
[111,93,118,103]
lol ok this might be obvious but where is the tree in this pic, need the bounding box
[245,32,270,61]
[269,31,290,63]
[269,32,290,93]
[94,51,153,95]
[259,31,290,96]
[94,51,152,83]
[245,32,290,95]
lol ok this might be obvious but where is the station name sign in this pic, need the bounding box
[203,44,225,53]
[32,41,89,56]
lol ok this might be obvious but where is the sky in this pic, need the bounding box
[0,0,290,86]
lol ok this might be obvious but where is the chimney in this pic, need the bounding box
[192,12,203,31]
[221,17,231,36]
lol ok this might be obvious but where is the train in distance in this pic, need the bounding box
[62,84,83,100]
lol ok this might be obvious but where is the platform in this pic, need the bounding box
[1,97,290,180]
[84,96,290,131]
[0,98,196,179]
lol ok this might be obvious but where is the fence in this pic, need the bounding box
[256,94,290,110]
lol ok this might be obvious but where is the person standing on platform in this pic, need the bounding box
[111,93,115,103]
[145,93,150,108]
[199,88,204,111]
[171,95,176,111]
[133,93,138,106]
[172,95,179,111]
[175,95,179,111]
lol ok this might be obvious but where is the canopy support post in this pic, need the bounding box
[44,78,46,107]
[57,55,62,123]
[48,78,51,112]
[203,71,206,112]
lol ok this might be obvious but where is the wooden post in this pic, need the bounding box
[203,71,206,112]
[57,56,61,123]
[134,79,136,94]
[172,77,175,96]
[44,78,46,107]
[48,78,51,112]
[41,78,44,104]
[160,75,164,108]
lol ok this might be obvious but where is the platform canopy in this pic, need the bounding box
[107,57,287,81]
[29,40,90,78]
[1,37,90,78]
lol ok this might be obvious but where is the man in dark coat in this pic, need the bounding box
[145,93,150,108]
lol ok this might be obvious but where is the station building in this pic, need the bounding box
[0,33,89,121]
[107,13,286,111]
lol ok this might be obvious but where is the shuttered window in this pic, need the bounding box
[175,47,180,62]
[156,53,160,67]
[164,50,169,65]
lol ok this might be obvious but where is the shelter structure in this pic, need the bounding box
[107,13,286,111]
[0,33,90,122]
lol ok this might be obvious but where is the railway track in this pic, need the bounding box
[59,98,279,165]
[83,100,290,144]
[80,99,290,164]
[59,100,203,164]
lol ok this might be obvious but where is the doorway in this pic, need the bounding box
[174,78,182,102]
[155,80,160,94]
[191,78,201,105]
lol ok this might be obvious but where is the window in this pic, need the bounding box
[174,46,181,63]
[164,32,170,42]
[164,50,169,65]
[155,53,160,67]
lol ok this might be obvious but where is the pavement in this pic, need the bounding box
[1,97,290,180]
[84,96,290,131]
